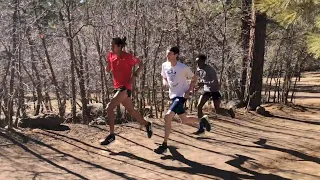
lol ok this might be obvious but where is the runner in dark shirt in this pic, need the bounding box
[195,54,235,134]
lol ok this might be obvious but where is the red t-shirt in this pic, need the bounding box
[107,51,140,90]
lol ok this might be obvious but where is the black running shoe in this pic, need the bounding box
[201,115,211,132]
[194,128,205,135]
[154,143,168,154]
[100,134,115,145]
[146,122,153,138]
[228,108,236,118]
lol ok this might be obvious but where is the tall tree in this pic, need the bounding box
[247,3,267,110]
[8,0,20,128]
[76,36,90,124]
[240,0,252,102]
[26,26,43,116]
[59,3,77,122]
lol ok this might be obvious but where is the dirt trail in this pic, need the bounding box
[1,71,320,180]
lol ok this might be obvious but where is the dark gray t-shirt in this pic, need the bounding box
[197,64,220,92]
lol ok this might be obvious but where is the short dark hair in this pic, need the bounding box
[197,54,207,61]
[112,37,127,48]
[169,46,179,55]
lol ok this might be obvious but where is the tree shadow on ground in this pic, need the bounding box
[225,154,290,180]
[214,115,319,141]
[0,129,136,180]
[110,146,251,180]
[265,84,320,94]
[0,130,88,180]
[271,115,320,125]
[293,85,320,94]
[196,136,262,149]
[254,139,320,165]
[272,103,320,112]
[293,96,320,99]
[39,131,182,180]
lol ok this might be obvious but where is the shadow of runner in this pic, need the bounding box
[6,129,136,180]
[40,131,185,180]
[226,154,290,180]
[83,125,154,151]
[119,124,233,158]
[254,139,320,165]
[0,131,88,180]
[110,147,252,180]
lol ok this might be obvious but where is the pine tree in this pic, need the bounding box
[256,0,320,58]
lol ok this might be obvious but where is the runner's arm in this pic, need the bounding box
[105,62,111,73]
[106,53,111,73]
[185,67,197,92]
[163,77,169,86]
[132,59,144,77]
[161,63,168,86]
[187,74,198,93]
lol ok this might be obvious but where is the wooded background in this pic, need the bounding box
[0,0,319,128]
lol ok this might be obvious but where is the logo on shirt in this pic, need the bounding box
[166,69,179,87]
[167,69,176,75]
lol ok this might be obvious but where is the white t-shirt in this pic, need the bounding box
[161,61,194,99]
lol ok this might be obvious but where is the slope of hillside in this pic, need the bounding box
[1,71,319,180]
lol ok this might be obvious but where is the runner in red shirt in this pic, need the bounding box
[100,37,153,145]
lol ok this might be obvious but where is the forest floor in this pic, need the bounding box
[1,71,320,180]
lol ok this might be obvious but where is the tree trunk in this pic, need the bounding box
[94,32,106,116]
[15,19,24,127]
[240,0,252,101]
[131,0,139,114]
[290,60,302,103]
[282,58,292,104]
[8,0,19,128]
[247,10,267,110]
[174,0,180,47]
[0,47,12,125]
[275,63,283,103]
[219,1,228,84]
[140,14,150,116]
[152,32,164,119]
[267,61,278,102]
[39,32,65,116]
[59,4,77,121]
[27,27,43,116]
[34,3,64,117]
[282,29,295,104]
[76,37,90,124]
[84,43,90,103]
[265,38,284,101]
[70,47,77,122]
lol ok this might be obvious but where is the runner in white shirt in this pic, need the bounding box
[154,46,211,154]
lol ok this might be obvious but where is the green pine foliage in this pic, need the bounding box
[256,0,320,58]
